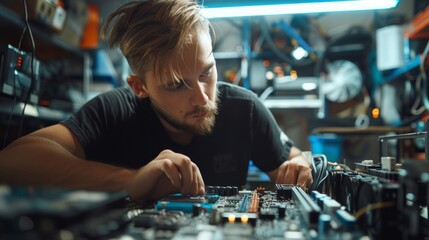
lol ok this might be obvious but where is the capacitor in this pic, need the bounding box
[318,214,332,240]
[192,203,202,217]
[278,205,286,219]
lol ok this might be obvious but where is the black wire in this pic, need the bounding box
[18,25,27,50]
[316,155,327,191]
[2,23,30,149]
[310,154,329,192]
[420,40,429,110]
[258,17,314,67]
[2,5,32,148]
[317,162,329,191]
[17,0,36,138]
[400,110,427,127]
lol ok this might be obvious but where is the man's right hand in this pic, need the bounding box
[127,149,205,200]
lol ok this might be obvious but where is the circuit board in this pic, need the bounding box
[124,184,365,240]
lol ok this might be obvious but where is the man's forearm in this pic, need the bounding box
[0,136,135,192]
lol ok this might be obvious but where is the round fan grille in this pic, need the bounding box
[323,60,363,103]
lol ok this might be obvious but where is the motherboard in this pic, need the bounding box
[123,184,365,240]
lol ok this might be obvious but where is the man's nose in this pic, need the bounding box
[191,82,209,106]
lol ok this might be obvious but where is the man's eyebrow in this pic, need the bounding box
[170,61,216,85]
[180,61,216,82]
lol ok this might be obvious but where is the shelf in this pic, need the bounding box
[404,5,429,39]
[214,51,278,60]
[382,56,421,84]
[312,126,413,134]
[263,98,323,109]
[0,97,71,122]
[0,4,84,61]
[214,51,243,59]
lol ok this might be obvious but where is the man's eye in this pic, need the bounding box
[165,82,184,91]
[201,68,213,78]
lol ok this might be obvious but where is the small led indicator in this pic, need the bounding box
[241,214,249,224]
[372,108,380,119]
[228,214,236,223]
[17,56,23,69]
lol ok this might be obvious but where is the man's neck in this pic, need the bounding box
[159,118,193,145]
[166,130,193,145]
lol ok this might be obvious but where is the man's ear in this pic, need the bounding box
[127,75,149,98]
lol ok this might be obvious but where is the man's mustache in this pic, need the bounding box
[189,102,217,116]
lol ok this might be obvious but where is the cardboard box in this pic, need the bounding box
[57,0,88,48]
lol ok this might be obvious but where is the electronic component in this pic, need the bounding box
[397,161,429,239]
[0,189,129,239]
[124,185,366,239]
[292,185,321,230]
[6,0,67,32]
[324,162,412,239]
[155,194,219,213]
[3,167,427,240]
[0,44,40,104]
[275,183,293,199]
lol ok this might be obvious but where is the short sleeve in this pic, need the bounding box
[250,96,294,172]
[61,87,137,159]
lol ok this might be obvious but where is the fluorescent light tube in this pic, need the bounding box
[201,0,399,18]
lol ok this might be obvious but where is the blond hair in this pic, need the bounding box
[101,0,213,85]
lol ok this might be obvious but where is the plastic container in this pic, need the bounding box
[308,134,343,162]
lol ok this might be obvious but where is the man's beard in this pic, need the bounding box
[150,90,219,136]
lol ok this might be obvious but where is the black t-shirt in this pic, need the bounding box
[62,82,293,187]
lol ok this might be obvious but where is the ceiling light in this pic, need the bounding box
[201,0,399,19]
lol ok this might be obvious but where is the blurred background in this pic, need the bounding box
[0,0,428,167]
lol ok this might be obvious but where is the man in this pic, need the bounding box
[0,0,312,201]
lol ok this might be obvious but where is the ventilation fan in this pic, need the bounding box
[323,60,363,103]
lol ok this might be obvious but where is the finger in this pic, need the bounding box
[278,163,298,184]
[197,172,205,195]
[158,149,174,157]
[156,159,181,189]
[159,151,194,195]
[285,167,298,184]
[193,163,205,195]
[306,170,313,189]
[296,167,312,190]
[176,157,194,195]
[188,164,199,195]
[276,164,287,183]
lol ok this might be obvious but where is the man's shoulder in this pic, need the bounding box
[97,86,134,99]
[90,86,140,104]
[217,81,258,101]
[84,86,148,114]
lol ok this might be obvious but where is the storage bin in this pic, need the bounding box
[308,134,343,162]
